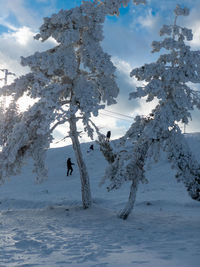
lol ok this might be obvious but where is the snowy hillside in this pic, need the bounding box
[0,134,200,267]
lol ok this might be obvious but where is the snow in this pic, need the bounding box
[0,134,200,267]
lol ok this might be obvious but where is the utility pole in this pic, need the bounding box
[0,69,15,110]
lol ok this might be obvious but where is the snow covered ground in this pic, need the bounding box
[0,133,200,267]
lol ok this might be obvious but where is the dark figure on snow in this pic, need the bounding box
[106,131,111,142]
[67,158,74,176]
[90,144,94,150]
[87,144,94,153]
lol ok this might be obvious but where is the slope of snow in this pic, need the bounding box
[0,134,200,267]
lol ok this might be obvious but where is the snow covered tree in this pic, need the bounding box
[0,1,115,208]
[99,5,200,219]
[0,0,145,209]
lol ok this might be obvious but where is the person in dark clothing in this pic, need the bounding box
[90,144,94,150]
[106,131,111,142]
[67,158,74,176]
[89,144,94,151]
[87,144,94,153]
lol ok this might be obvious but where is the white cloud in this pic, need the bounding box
[182,6,200,49]
[5,0,41,29]
[0,19,18,32]
[12,26,34,46]
[132,97,158,117]
[103,21,153,66]
[190,23,200,48]
[137,9,159,29]
[0,26,55,76]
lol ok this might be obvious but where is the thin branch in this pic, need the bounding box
[53,135,70,144]
[60,100,70,106]
[50,118,69,133]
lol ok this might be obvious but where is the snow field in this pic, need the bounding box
[0,135,200,266]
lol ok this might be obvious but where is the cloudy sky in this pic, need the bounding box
[0,0,200,147]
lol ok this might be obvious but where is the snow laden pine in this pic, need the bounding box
[0,1,134,208]
[100,5,200,219]
[0,0,146,210]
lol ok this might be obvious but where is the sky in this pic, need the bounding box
[0,0,200,147]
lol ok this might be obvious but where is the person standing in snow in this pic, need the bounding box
[89,144,94,151]
[87,144,94,153]
[106,131,111,142]
[67,158,74,176]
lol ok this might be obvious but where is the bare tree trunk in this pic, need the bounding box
[118,179,139,220]
[69,115,92,209]
[118,140,149,220]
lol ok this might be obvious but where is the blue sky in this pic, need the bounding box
[0,0,200,146]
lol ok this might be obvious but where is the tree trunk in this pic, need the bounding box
[118,179,139,220]
[69,116,92,209]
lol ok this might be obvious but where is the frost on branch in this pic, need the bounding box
[164,127,200,200]
[0,100,21,147]
[0,98,56,184]
[101,5,200,219]
[174,5,189,16]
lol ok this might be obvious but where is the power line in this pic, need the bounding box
[99,112,133,122]
[104,109,133,119]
